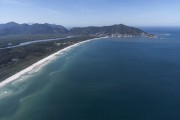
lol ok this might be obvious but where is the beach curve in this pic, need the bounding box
[0,37,102,88]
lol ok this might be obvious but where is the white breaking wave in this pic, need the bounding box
[0,37,102,89]
[0,38,102,101]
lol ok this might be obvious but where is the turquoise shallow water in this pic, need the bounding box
[1,29,180,120]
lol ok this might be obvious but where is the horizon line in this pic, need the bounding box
[1,21,180,28]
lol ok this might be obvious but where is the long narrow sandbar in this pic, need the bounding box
[0,37,101,87]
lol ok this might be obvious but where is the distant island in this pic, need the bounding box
[0,22,154,82]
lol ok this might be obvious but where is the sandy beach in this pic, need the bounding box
[0,37,101,88]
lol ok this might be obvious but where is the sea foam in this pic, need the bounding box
[0,38,101,89]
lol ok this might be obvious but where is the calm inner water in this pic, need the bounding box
[0,29,180,120]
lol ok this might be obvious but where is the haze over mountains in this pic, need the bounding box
[0,22,67,36]
[0,22,151,37]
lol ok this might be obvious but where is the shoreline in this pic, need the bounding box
[0,37,102,88]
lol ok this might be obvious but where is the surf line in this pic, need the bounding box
[0,37,104,88]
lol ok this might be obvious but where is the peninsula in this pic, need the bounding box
[0,22,154,82]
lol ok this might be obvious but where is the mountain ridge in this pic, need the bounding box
[0,22,153,37]
[0,22,67,36]
[69,24,152,37]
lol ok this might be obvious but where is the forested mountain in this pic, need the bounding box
[0,22,68,36]
[0,22,152,37]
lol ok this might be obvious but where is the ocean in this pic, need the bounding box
[0,28,180,120]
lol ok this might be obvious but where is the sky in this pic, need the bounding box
[0,0,180,27]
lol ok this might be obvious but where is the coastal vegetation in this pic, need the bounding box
[0,36,95,81]
[0,22,153,81]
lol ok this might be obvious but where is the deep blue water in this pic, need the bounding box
[0,28,180,120]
